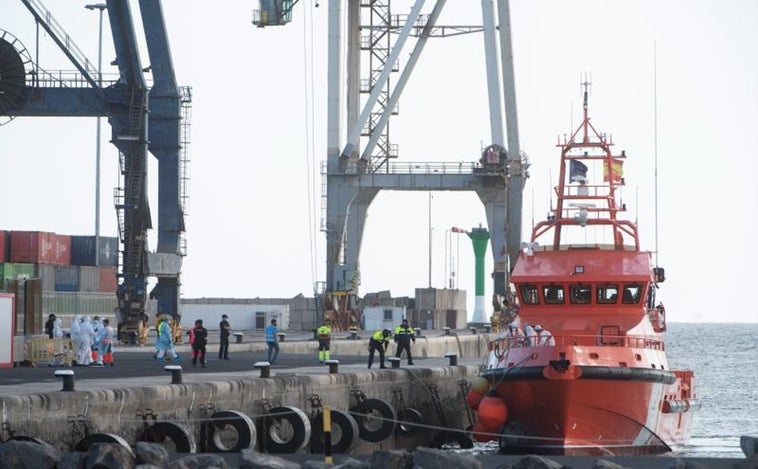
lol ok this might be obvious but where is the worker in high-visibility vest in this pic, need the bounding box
[317,321,332,364]
[367,329,392,369]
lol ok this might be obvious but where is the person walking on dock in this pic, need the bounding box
[100,319,115,366]
[317,321,332,363]
[154,315,179,362]
[219,314,231,360]
[394,318,416,365]
[265,318,280,365]
[367,328,392,369]
[191,319,208,367]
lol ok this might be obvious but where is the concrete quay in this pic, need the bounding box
[0,331,488,455]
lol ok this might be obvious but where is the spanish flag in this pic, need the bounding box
[603,158,624,183]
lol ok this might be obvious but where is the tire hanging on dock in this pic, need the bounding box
[353,398,396,443]
[200,410,257,453]
[139,422,196,454]
[75,432,135,456]
[395,408,424,437]
[310,409,359,454]
[428,429,474,450]
[9,435,49,446]
[259,406,311,454]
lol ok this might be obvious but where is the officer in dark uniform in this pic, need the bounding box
[394,318,416,365]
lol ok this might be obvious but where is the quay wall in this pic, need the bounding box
[230,331,493,360]
[1,336,487,454]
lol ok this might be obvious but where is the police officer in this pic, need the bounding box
[317,321,332,363]
[394,318,416,365]
[367,328,392,369]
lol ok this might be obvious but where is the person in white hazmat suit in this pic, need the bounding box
[77,316,95,366]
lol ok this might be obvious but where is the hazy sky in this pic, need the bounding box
[1,1,756,323]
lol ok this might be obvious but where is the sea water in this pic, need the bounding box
[666,322,758,458]
[471,322,758,458]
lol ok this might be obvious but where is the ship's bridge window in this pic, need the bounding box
[597,284,619,304]
[570,284,592,304]
[542,285,565,304]
[622,284,642,304]
[520,284,540,305]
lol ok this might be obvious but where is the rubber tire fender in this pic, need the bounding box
[428,429,474,449]
[9,435,49,446]
[202,410,256,453]
[353,398,396,443]
[139,421,196,454]
[395,408,424,437]
[309,409,359,454]
[75,432,135,456]
[260,406,311,454]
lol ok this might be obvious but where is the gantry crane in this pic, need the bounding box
[253,0,527,326]
[0,0,189,343]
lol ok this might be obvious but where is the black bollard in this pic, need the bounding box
[445,353,458,366]
[277,333,286,342]
[325,359,339,374]
[55,370,75,391]
[164,365,182,384]
[443,327,451,336]
[254,361,271,378]
[234,332,243,344]
[388,357,401,369]
[470,327,478,335]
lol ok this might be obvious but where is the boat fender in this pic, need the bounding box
[259,406,311,453]
[201,410,256,452]
[310,409,359,453]
[75,432,135,456]
[428,429,474,449]
[139,422,196,454]
[353,398,396,442]
[395,408,424,437]
[9,435,49,446]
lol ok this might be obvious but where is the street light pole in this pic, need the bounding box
[427,192,432,288]
[86,3,107,266]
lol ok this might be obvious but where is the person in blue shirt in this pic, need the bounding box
[265,318,279,365]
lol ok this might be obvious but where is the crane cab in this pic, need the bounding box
[252,0,294,27]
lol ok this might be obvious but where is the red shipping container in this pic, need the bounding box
[0,231,7,263]
[98,266,118,293]
[10,231,56,264]
[52,234,72,265]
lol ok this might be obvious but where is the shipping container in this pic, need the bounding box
[1,263,36,291]
[97,267,117,293]
[10,231,56,264]
[35,264,56,292]
[70,235,119,267]
[79,266,99,292]
[54,265,80,292]
[0,231,8,263]
[52,234,71,265]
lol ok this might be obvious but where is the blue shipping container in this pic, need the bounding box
[71,236,119,267]
[55,265,81,292]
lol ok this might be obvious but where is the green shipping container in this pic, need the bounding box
[1,263,36,291]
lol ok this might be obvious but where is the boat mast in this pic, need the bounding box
[531,80,639,251]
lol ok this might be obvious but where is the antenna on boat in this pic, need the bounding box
[653,42,660,266]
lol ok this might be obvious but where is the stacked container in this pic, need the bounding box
[2,231,120,335]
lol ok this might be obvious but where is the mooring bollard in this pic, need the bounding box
[414,328,423,338]
[233,332,244,344]
[348,330,358,340]
[445,353,458,366]
[55,369,75,392]
[164,365,182,384]
[470,327,478,335]
[388,357,401,369]
[254,361,271,378]
[277,333,286,342]
[443,327,451,336]
[325,359,339,374]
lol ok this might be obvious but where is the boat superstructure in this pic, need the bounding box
[476,83,698,456]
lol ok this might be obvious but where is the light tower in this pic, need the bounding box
[454,225,490,325]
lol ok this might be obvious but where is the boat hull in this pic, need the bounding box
[482,365,695,456]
